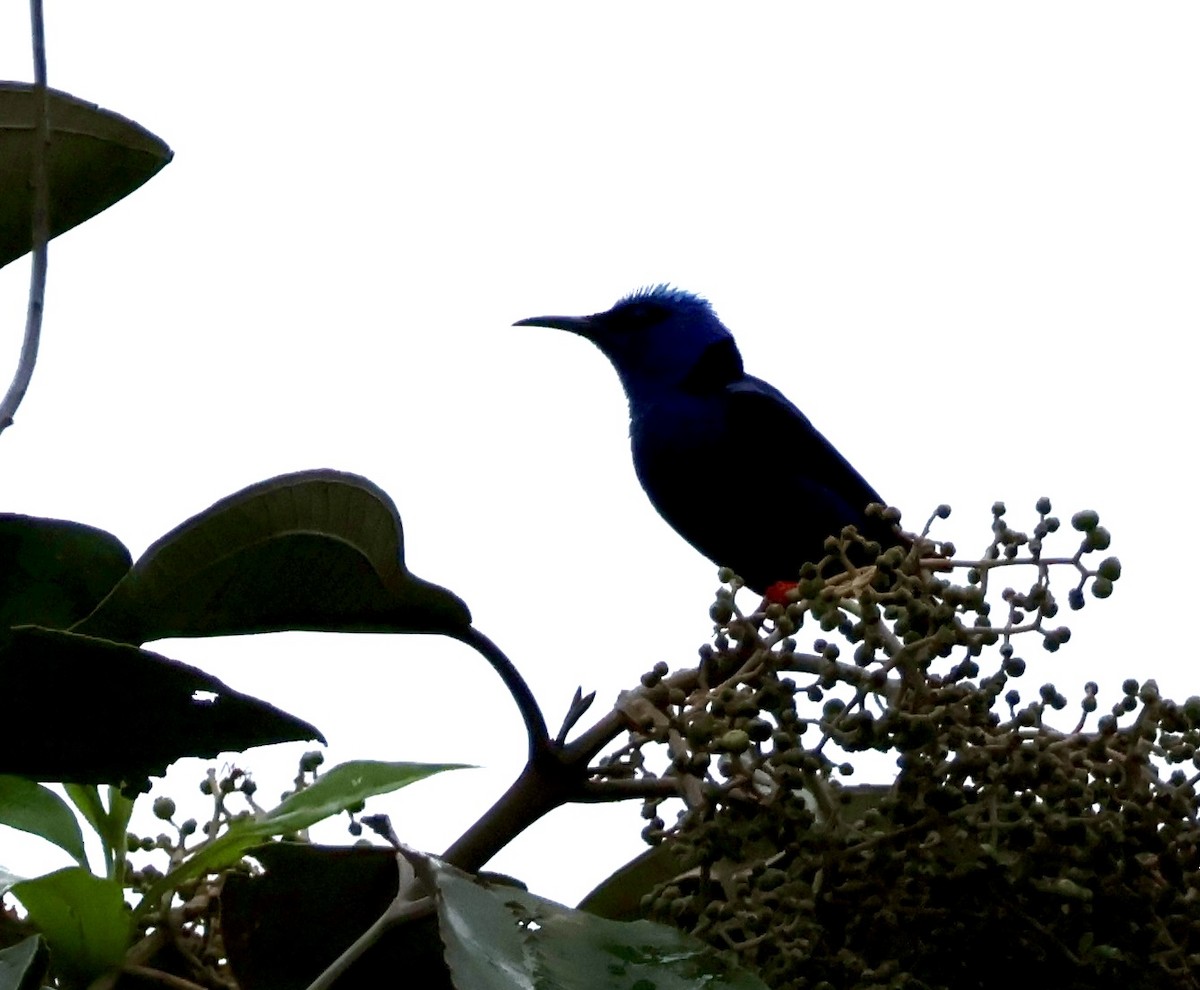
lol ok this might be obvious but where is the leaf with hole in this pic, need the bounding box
[0,626,323,790]
[431,857,770,990]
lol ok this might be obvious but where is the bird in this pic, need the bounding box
[514,285,900,595]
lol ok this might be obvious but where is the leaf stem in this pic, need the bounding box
[449,626,551,760]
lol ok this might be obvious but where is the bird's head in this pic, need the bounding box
[515,285,740,398]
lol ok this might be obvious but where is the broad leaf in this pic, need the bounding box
[136,760,463,919]
[75,469,471,645]
[0,626,323,790]
[0,515,130,631]
[0,935,48,990]
[431,858,770,990]
[0,83,172,270]
[0,776,88,867]
[9,868,130,986]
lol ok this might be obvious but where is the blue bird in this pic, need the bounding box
[515,286,899,594]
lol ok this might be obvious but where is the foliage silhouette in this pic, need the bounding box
[0,82,171,270]
[0,515,130,631]
[74,469,471,645]
[0,627,323,791]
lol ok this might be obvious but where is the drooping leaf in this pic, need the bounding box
[0,935,48,990]
[430,858,770,990]
[9,868,130,986]
[222,843,450,990]
[0,83,172,270]
[0,515,130,632]
[0,776,88,867]
[0,626,323,791]
[74,469,471,645]
[136,761,463,919]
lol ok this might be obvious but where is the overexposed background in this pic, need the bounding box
[1,4,1197,905]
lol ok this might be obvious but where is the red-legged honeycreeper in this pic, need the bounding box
[515,285,898,594]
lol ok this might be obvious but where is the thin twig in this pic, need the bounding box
[304,852,431,990]
[0,0,51,433]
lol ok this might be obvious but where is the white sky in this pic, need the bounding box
[1,4,1197,906]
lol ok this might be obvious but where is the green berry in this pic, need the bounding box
[717,729,751,753]
[152,796,176,821]
[1071,509,1100,532]
[299,750,325,773]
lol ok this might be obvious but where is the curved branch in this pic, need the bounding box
[449,626,551,761]
[0,0,51,434]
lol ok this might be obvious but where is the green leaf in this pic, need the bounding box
[10,868,131,986]
[135,760,464,920]
[261,760,469,834]
[74,469,472,645]
[0,627,323,790]
[0,515,131,632]
[0,777,88,867]
[0,935,49,990]
[430,858,770,990]
[0,83,172,271]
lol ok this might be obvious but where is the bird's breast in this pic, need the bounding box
[628,396,738,554]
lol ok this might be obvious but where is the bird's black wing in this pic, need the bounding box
[725,376,893,548]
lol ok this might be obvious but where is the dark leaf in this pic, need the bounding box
[0,83,172,270]
[74,469,471,645]
[0,627,323,791]
[222,843,452,990]
[0,515,131,631]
